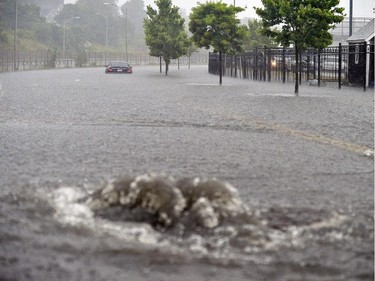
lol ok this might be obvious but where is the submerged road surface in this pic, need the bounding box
[0,65,373,280]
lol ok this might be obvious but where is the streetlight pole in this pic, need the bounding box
[13,0,18,71]
[125,8,128,61]
[349,0,353,36]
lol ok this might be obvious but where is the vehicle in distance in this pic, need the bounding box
[105,61,133,74]
[321,57,347,71]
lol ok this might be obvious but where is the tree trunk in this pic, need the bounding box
[294,46,299,96]
[219,51,223,85]
[165,62,168,76]
[159,57,162,73]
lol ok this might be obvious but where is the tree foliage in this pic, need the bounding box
[189,1,246,84]
[56,0,147,53]
[55,0,119,49]
[0,0,148,53]
[144,0,190,75]
[242,19,277,50]
[255,0,345,94]
[0,0,58,50]
[189,1,245,55]
[0,0,45,30]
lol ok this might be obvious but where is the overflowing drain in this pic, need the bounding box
[45,173,363,266]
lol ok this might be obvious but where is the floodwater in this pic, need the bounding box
[0,180,372,281]
[0,66,373,280]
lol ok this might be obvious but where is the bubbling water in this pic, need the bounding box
[45,174,358,266]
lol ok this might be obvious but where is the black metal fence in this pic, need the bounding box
[209,42,374,90]
[0,50,209,72]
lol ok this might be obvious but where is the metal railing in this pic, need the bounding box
[0,50,209,72]
[209,42,374,90]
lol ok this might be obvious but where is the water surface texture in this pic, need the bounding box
[0,66,373,280]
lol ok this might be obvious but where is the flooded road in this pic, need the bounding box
[0,65,373,280]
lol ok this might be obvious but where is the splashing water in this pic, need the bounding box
[44,175,365,267]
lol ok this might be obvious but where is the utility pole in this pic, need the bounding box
[13,0,18,71]
[349,0,353,36]
[125,8,128,61]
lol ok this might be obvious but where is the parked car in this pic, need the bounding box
[105,61,133,74]
[321,57,347,71]
[288,58,314,72]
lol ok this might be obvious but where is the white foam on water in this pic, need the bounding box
[46,186,353,266]
[303,212,349,231]
[364,149,374,158]
[48,186,162,246]
[50,186,94,225]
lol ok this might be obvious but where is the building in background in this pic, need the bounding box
[346,18,374,87]
[331,17,373,45]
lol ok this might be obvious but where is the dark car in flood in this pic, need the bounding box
[105,61,133,74]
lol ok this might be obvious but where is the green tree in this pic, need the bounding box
[0,0,57,51]
[189,1,246,85]
[255,0,344,95]
[144,0,190,75]
[0,1,44,30]
[186,40,199,69]
[243,19,277,50]
[56,0,122,51]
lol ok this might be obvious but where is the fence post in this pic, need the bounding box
[234,55,237,78]
[313,53,316,80]
[225,54,228,76]
[306,54,310,82]
[263,45,267,81]
[317,49,321,87]
[243,54,247,79]
[282,47,286,83]
[338,43,342,89]
[267,47,271,82]
[363,41,367,91]
[299,52,302,85]
[254,47,258,80]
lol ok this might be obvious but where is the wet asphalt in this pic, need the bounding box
[0,65,373,280]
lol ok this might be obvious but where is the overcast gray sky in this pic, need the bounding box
[65,0,374,18]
